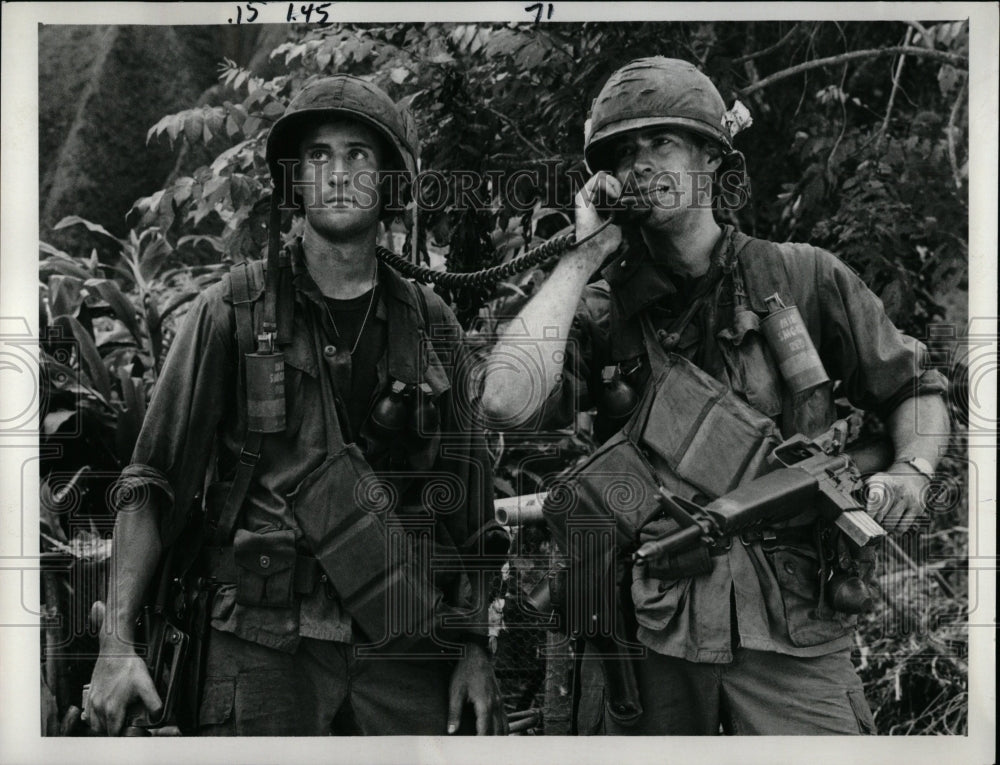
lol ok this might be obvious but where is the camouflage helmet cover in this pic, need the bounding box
[584,57,734,172]
[265,75,419,184]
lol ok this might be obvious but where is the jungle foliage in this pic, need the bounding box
[39,20,970,735]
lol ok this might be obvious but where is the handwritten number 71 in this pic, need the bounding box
[525,3,554,23]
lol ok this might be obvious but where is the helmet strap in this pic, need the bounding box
[717,149,750,211]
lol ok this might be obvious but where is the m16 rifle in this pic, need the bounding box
[64,546,210,736]
[634,435,892,614]
[494,430,894,729]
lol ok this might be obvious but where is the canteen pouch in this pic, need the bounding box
[233,528,297,608]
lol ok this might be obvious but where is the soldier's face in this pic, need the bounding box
[610,128,721,226]
[295,120,385,240]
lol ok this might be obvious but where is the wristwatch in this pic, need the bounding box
[893,456,935,481]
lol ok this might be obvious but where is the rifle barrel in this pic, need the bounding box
[494,493,548,526]
[635,521,707,561]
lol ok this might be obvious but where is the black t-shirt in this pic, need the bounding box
[323,286,387,441]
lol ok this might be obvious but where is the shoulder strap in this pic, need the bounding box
[412,281,457,378]
[416,283,441,332]
[208,261,264,545]
[732,235,803,313]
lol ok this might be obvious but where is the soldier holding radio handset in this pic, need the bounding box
[482,57,950,735]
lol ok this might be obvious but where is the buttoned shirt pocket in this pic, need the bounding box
[233,528,297,608]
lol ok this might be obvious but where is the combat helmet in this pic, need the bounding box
[266,74,419,187]
[584,57,749,173]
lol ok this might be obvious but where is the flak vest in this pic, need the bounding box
[217,256,461,650]
[542,231,839,637]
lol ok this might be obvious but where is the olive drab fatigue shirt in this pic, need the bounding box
[118,241,495,653]
[539,225,948,662]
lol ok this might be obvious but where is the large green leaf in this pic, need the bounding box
[138,235,173,282]
[41,259,93,282]
[84,279,143,343]
[145,298,163,370]
[48,275,85,318]
[42,410,76,436]
[39,468,93,543]
[53,216,123,248]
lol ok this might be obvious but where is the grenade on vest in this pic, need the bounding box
[827,571,875,614]
[245,338,286,433]
[599,364,639,421]
[759,293,830,398]
[371,380,410,436]
[825,533,877,614]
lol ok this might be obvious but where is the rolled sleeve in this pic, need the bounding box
[533,282,609,431]
[812,248,947,417]
[123,282,236,546]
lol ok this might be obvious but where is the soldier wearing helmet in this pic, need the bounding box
[483,57,949,734]
[86,75,507,736]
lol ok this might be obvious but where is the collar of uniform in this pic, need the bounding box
[601,225,738,320]
[282,239,446,389]
[288,238,410,325]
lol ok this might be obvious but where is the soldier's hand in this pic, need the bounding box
[572,172,623,271]
[446,642,508,735]
[86,638,163,736]
[864,468,930,533]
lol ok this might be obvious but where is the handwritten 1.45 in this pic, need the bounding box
[229,2,333,24]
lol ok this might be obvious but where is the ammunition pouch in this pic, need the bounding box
[541,334,790,732]
[544,322,789,659]
[232,528,297,608]
[625,350,784,501]
[545,351,784,584]
[289,444,440,646]
[206,539,323,603]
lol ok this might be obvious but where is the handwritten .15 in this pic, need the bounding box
[229,2,333,24]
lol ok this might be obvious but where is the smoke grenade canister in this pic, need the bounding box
[759,293,830,398]
[245,350,286,432]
